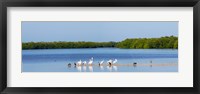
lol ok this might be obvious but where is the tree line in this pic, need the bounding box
[22,36,178,49]
[22,41,117,49]
[116,36,178,49]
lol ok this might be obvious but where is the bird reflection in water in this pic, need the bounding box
[89,66,93,72]
[113,66,118,72]
[99,66,104,71]
[150,60,153,67]
[77,66,82,72]
[83,66,87,72]
[107,66,112,72]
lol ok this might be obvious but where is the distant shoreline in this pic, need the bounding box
[22,36,178,50]
[22,48,178,50]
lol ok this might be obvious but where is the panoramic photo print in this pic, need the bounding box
[22,21,178,72]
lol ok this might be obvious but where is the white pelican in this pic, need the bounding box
[107,59,113,66]
[107,59,112,63]
[99,60,104,66]
[83,61,87,66]
[113,59,118,64]
[88,57,93,65]
[77,60,82,66]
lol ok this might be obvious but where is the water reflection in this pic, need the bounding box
[77,66,82,72]
[99,66,104,71]
[83,66,87,72]
[113,66,118,72]
[107,66,112,72]
[89,66,93,72]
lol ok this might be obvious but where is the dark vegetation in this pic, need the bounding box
[22,36,178,49]
[116,36,178,49]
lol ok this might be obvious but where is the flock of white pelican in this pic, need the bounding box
[66,58,156,72]
[68,57,118,67]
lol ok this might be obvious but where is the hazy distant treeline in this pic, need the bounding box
[22,36,178,49]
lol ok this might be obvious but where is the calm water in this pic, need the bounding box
[22,48,178,72]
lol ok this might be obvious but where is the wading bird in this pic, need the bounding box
[77,60,82,66]
[99,60,104,66]
[68,63,71,67]
[88,57,93,65]
[107,59,113,66]
[83,61,87,66]
[113,59,118,64]
[133,62,137,67]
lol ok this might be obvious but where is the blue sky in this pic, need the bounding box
[22,21,178,42]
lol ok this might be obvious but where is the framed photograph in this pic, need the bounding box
[0,0,200,94]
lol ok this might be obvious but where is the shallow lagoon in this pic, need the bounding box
[22,48,178,72]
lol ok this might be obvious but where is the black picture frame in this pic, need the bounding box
[0,0,200,94]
